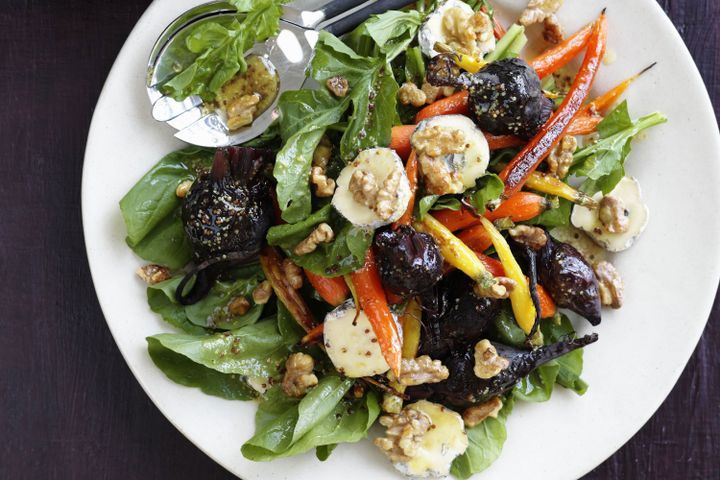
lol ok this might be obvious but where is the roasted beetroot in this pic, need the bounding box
[538,235,602,325]
[427,55,553,139]
[176,147,275,305]
[418,271,501,359]
[408,334,599,409]
[374,225,443,297]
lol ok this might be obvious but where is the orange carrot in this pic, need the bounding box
[394,152,419,227]
[301,322,325,345]
[434,192,548,232]
[485,192,549,222]
[474,252,556,318]
[350,250,403,376]
[415,91,470,123]
[390,125,416,160]
[457,224,493,252]
[486,133,525,150]
[581,64,657,116]
[530,21,595,79]
[304,270,349,307]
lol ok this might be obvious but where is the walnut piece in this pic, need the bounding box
[348,167,403,221]
[226,93,260,130]
[282,352,318,397]
[326,75,349,97]
[294,223,334,256]
[473,277,516,300]
[228,296,250,316]
[594,261,624,308]
[282,259,304,290]
[175,180,193,198]
[136,264,171,285]
[547,135,577,178]
[421,81,455,104]
[398,82,427,107]
[441,8,494,57]
[349,169,379,206]
[474,339,510,379]
[375,169,403,221]
[508,225,548,250]
[519,0,565,44]
[374,407,432,463]
[412,125,468,195]
[598,195,630,234]
[311,166,336,197]
[463,397,503,427]
[252,280,273,305]
[397,356,450,386]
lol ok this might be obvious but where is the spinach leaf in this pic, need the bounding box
[148,318,291,378]
[277,300,305,345]
[451,396,514,479]
[147,337,257,400]
[491,305,526,348]
[128,208,192,269]
[161,0,283,101]
[347,10,424,62]
[570,102,667,194]
[525,197,572,228]
[266,205,373,277]
[418,195,462,219]
[513,362,559,402]
[309,32,399,162]
[148,265,266,331]
[241,376,380,461]
[120,147,213,246]
[274,90,348,223]
[467,173,504,214]
[404,46,426,85]
[540,315,589,395]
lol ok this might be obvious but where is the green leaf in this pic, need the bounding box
[267,205,373,277]
[161,0,284,101]
[147,337,257,400]
[148,319,292,378]
[525,198,572,228]
[128,208,193,269]
[404,46,426,85]
[147,283,209,335]
[468,174,504,214]
[241,376,379,461]
[277,300,305,345]
[570,102,667,194]
[540,315,589,395]
[417,195,462,220]
[120,147,213,246]
[451,396,514,479]
[513,362,559,402]
[347,10,424,62]
[273,90,348,223]
[491,306,526,348]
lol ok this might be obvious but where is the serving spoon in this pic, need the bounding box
[147,0,416,147]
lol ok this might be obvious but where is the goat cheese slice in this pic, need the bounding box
[418,0,496,59]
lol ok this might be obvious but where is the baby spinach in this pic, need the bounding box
[148,265,266,331]
[525,197,572,229]
[161,0,284,102]
[467,173,504,214]
[148,318,291,378]
[417,194,462,219]
[147,337,257,400]
[570,101,667,194]
[451,396,514,479]
[346,10,424,62]
[241,376,380,461]
[266,204,373,277]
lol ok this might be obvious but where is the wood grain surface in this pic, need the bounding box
[0,1,717,479]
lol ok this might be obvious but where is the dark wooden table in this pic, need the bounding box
[0,1,717,479]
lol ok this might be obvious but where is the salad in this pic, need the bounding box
[121,0,667,477]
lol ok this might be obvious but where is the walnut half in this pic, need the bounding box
[463,397,503,427]
[474,339,510,379]
[594,261,624,308]
[396,356,449,386]
[374,407,432,463]
[282,352,318,397]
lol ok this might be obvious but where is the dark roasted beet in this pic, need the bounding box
[182,147,274,261]
[374,225,443,297]
[176,147,274,305]
[418,271,501,359]
[408,334,599,409]
[538,235,602,325]
[427,55,553,139]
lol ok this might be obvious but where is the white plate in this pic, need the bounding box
[82,1,720,479]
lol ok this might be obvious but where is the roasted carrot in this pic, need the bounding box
[581,63,657,116]
[260,247,316,332]
[501,12,607,198]
[390,125,416,160]
[486,133,525,150]
[394,152,419,227]
[530,21,595,79]
[300,322,325,345]
[415,91,470,123]
[435,192,548,232]
[457,224,493,252]
[350,250,403,376]
[304,269,349,307]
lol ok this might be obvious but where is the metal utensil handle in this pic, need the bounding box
[320,0,374,22]
[324,0,417,36]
